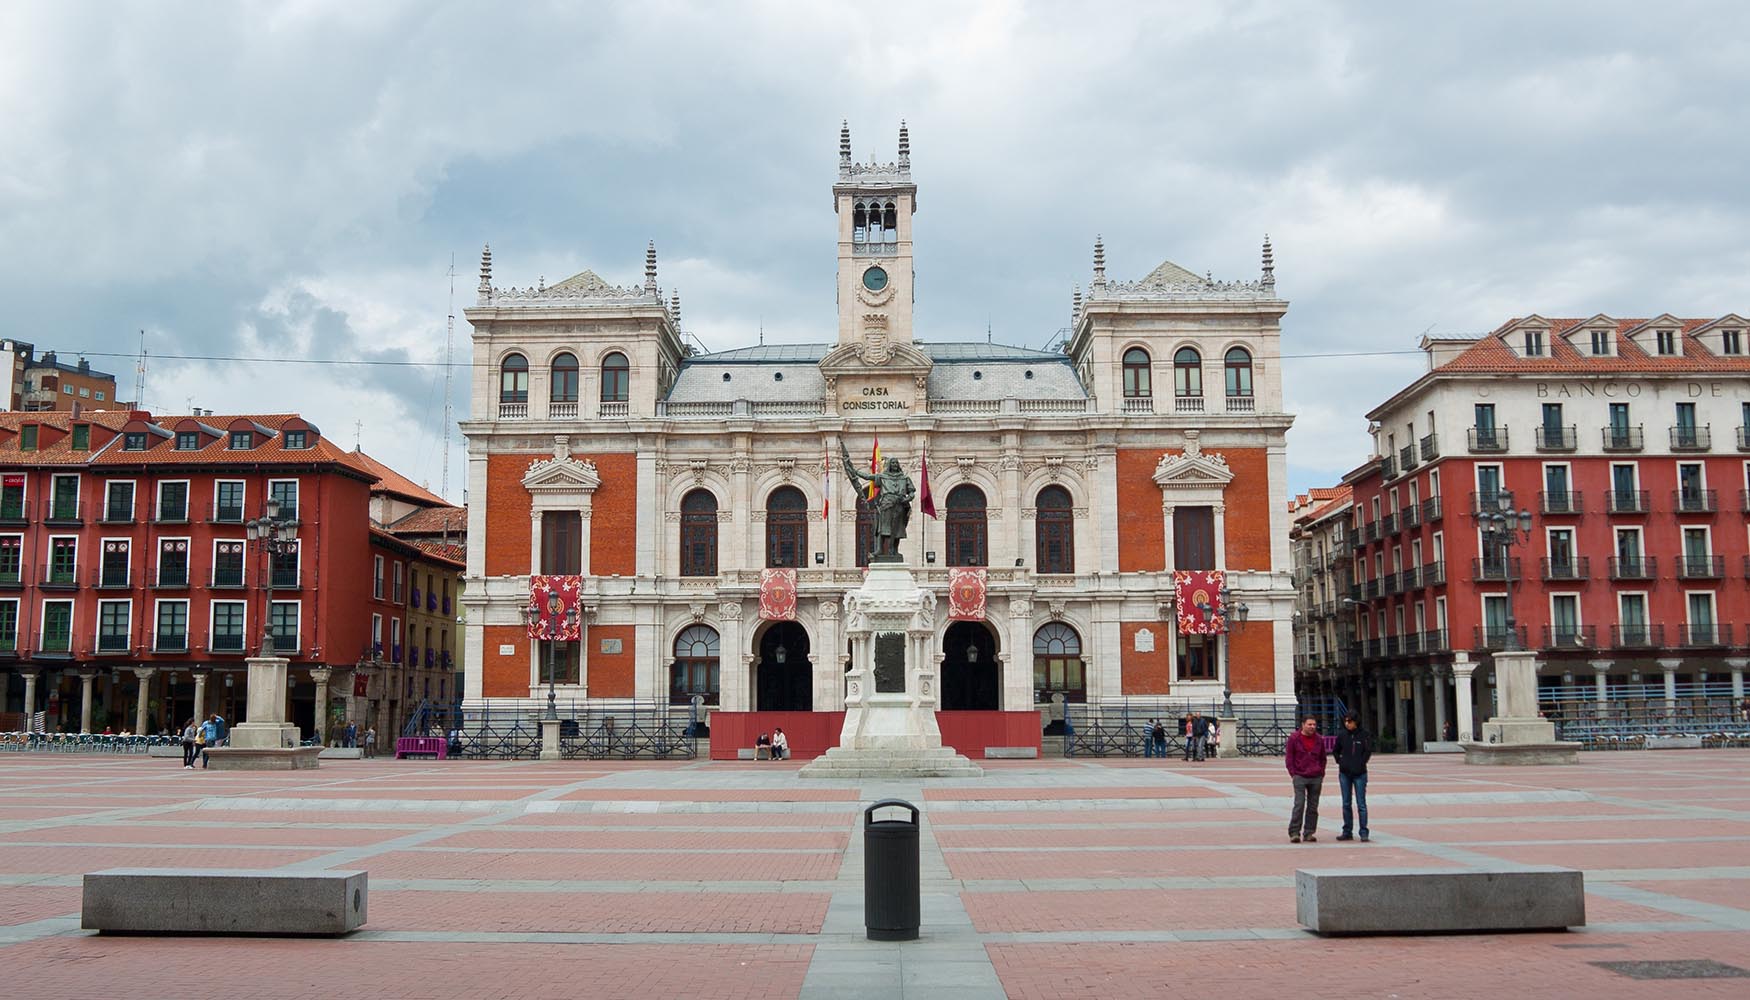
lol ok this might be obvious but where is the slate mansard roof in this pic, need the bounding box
[666,342,1085,405]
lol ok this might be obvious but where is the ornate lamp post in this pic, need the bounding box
[523,594,580,721]
[1195,587,1249,716]
[1477,491,1533,651]
[245,497,300,655]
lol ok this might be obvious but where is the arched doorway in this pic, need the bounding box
[940,620,999,711]
[756,621,811,711]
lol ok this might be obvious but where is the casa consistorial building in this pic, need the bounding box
[458,122,1299,733]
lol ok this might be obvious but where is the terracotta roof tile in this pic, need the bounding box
[1437,317,1750,375]
[351,450,449,506]
[388,505,467,535]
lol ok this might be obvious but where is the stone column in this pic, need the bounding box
[131,667,156,734]
[20,669,39,731]
[192,670,208,724]
[1407,669,1423,751]
[1727,657,1747,700]
[1451,652,1476,743]
[528,509,542,579]
[78,670,96,733]
[1212,503,1228,572]
[311,667,332,745]
[1590,659,1613,705]
[1658,658,1681,713]
[1431,667,1448,743]
[1373,673,1388,736]
[1391,673,1408,750]
[718,601,747,712]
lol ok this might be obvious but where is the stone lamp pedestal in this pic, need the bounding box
[1462,650,1579,765]
[204,657,322,770]
[800,561,981,778]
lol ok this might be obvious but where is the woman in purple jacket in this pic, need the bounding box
[1285,716,1327,843]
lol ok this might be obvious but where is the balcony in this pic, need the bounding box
[271,568,300,590]
[547,401,579,420]
[155,632,189,654]
[1610,624,1664,649]
[1473,625,1529,651]
[1742,490,1750,514]
[1421,495,1443,522]
[1361,578,1381,600]
[426,592,437,612]
[1605,489,1649,514]
[267,633,299,655]
[96,632,132,655]
[1400,504,1421,528]
[1534,425,1577,451]
[1608,555,1656,580]
[1680,623,1732,648]
[1398,445,1417,472]
[1399,565,1420,590]
[409,646,421,668]
[1670,425,1710,451]
[1601,425,1643,451]
[210,569,245,590]
[153,568,190,589]
[44,499,83,525]
[1362,521,1379,544]
[1469,490,1510,515]
[1539,490,1583,515]
[425,649,436,667]
[1225,396,1256,413]
[498,401,528,420]
[1467,426,1508,453]
[1420,560,1446,586]
[1541,625,1598,650]
[1541,556,1590,582]
[37,632,73,657]
[93,567,131,590]
[1739,425,1750,451]
[1672,488,1717,514]
[211,633,246,654]
[1380,512,1398,536]
[1471,557,1522,582]
[100,504,136,525]
[0,499,28,526]
[1419,432,1439,461]
[1173,396,1204,413]
[1744,554,1750,579]
[0,567,21,590]
[1677,554,1724,580]
[40,563,78,590]
[205,501,245,525]
[442,597,451,615]
[598,401,630,419]
[1378,455,1398,480]
[1419,629,1451,653]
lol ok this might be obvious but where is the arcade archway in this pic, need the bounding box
[755,621,812,712]
[940,620,1000,711]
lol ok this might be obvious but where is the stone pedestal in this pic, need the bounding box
[205,657,320,770]
[800,561,981,779]
[1462,650,1578,766]
[540,718,562,761]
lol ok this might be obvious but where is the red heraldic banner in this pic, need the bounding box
[1175,569,1227,635]
[354,673,369,697]
[527,575,584,640]
[759,568,798,621]
[948,567,987,621]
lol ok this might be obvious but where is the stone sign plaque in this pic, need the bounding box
[873,632,906,694]
[600,638,622,654]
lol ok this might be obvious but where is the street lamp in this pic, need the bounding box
[523,594,580,721]
[1191,586,1249,715]
[244,496,300,655]
[1477,490,1533,651]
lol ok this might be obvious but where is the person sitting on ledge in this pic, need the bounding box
[756,732,772,759]
[771,728,789,761]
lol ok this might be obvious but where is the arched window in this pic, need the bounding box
[671,625,721,705]
[1174,348,1202,398]
[882,201,898,242]
[551,352,579,403]
[945,484,988,567]
[499,353,529,404]
[1033,622,1085,703]
[679,489,718,577]
[1224,347,1253,397]
[1035,485,1074,574]
[765,486,808,568]
[600,352,629,403]
[1122,348,1152,398]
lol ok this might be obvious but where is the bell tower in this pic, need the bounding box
[834,121,917,352]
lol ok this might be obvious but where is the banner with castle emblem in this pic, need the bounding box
[759,568,798,621]
[948,568,987,621]
[527,575,584,640]
[1175,569,1227,635]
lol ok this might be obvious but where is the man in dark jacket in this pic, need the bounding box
[1190,712,1211,762]
[1333,713,1372,842]
[1284,716,1326,843]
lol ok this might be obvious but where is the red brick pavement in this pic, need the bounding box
[924,786,1225,801]
[426,829,849,851]
[553,787,860,802]
[945,845,1455,880]
[928,807,1275,826]
[360,848,843,882]
[936,825,1291,849]
[0,885,82,926]
[368,890,831,933]
[0,824,427,847]
[1631,879,1750,911]
[1481,840,1750,870]
[0,845,326,874]
[506,811,856,828]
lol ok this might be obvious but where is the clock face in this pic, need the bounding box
[862,266,888,292]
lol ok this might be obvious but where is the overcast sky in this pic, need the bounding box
[3,0,1745,502]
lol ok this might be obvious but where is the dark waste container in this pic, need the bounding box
[864,798,921,941]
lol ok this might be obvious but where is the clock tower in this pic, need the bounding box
[834,121,917,353]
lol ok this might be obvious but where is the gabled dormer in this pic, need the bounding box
[1500,315,1553,359]
[1688,314,1749,358]
[224,417,276,451]
[1621,314,1686,357]
[1560,314,1618,358]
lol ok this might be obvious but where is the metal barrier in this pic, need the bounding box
[0,732,180,753]
[1539,687,1750,750]
[442,701,697,761]
[1065,700,1306,758]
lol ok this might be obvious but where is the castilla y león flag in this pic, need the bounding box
[948,567,987,620]
[1175,569,1227,635]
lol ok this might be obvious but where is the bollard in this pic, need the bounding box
[863,798,920,941]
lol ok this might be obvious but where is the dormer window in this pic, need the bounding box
[20,426,37,451]
[123,432,147,451]
[1722,330,1742,355]
[1590,330,1611,355]
[1656,329,1676,355]
[175,431,200,450]
[229,431,254,450]
[283,430,307,449]
[1522,330,1545,356]
[71,425,89,451]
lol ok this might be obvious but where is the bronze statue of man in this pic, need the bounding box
[839,441,916,561]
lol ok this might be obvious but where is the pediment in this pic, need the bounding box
[1153,452,1234,488]
[522,454,601,492]
[818,340,934,376]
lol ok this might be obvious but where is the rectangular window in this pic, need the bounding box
[270,542,300,589]
[1590,329,1610,354]
[1175,634,1217,681]
[1610,464,1637,509]
[1475,465,1502,509]
[156,481,189,522]
[155,600,189,652]
[48,537,77,586]
[541,511,582,575]
[101,539,130,587]
[284,430,307,449]
[1656,329,1676,355]
[1540,402,1562,433]
[392,562,404,603]
[1551,594,1580,644]
[0,599,17,652]
[1172,506,1216,570]
[1687,592,1715,628]
[71,424,89,450]
[269,479,298,519]
[0,535,20,585]
[212,541,245,587]
[211,602,246,653]
[229,430,253,449]
[1675,401,1697,430]
[373,556,385,600]
[214,481,244,522]
[104,481,135,522]
[371,613,383,655]
[390,617,402,660]
[1474,403,1496,432]
[50,475,79,520]
[1,476,22,520]
[1482,594,1509,646]
[78,386,89,398]
[123,432,147,450]
[98,600,131,653]
[1544,464,1570,497]
[95,390,105,401]
[269,601,300,653]
[1724,329,1743,355]
[1523,330,1544,356]
[157,538,189,587]
[175,430,200,450]
[1547,528,1574,565]
[20,426,37,451]
[40,600,72,653]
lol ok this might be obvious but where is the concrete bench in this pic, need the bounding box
[83,868,368,936]
[1295,867,1584,935]
[1645,735,1703,750]
[1420,741,1464,754]
[984,746,1038,759]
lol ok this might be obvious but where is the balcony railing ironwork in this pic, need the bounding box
[1419,433,1439,461]
[1541,556,1590,582]
[1473,625,1529,650]
[1605,489,1649,514]
[1610,624,1664,649]
[1471,557,1522,582]
[1540,625,1597,649]
[1400,504,1420,528]
[1608,556,1656,580]
[1540,490,1583,515]
[1670,425,1710,451]
[1680,624,1732,647]
[1420,560,1446,586]
[1677,554,1724,579]
[1673,489,1717,513]
[1535,425,1577,451]
[1468,426,1507,452]
[1601,425,1643,451]
[1398,445,1417,472]
[1422,495,1443,522]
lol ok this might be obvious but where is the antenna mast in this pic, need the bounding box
[441,255,456,500]
[132,330,148,407]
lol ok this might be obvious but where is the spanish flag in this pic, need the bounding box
[867,436,882,501]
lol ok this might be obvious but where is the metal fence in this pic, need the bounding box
[1065,700,1317,758]
[0,733,181,753]
[1538,684,1750,748]
[438,700,699,761]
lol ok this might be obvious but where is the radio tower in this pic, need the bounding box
[441,255,456,500]
[132,330,147,408]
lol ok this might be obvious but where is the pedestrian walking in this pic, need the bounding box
[1181,714,1194,761]
[364,725,377,758]
[1206,717,1220,759]
[1285,715,1326,843]
[179,718,198,769]
[1190,712,1210,762]
[1333,713,1372,842]
[1148,719,1167,758]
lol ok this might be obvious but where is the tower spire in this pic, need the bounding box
[670,289,681,329]
[1092,235,1106,292]
[898,119,910,170]
[1071,284,1082,325]
[644,240,658,293]
[1261,234,1275,291]
[477,243,493,302]
[839,119,852,172]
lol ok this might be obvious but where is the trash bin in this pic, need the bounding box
[863,798,920,941]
